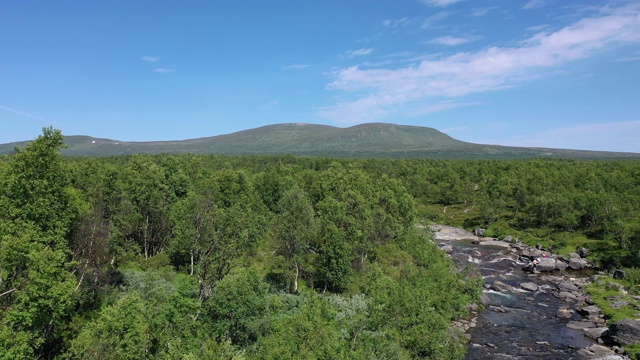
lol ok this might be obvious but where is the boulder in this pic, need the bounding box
[577,247,589,258]
[557,280,579,292]
[555,261,568,271]
[584,327,610,340]
[491,280,514,292]
[473,228,485,236]
[613,269,626,279]
[520,282,539,291]
[569,258,589,270]
[536,257,556,272]
[502,235,513,243]
[578,305,601,317]
[609,319,640,345]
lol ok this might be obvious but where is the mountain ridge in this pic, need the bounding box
[1,123,638,160]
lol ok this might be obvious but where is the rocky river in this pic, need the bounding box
[430,225,633,360]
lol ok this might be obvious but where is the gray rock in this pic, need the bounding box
[567,321,596,330]
[520,282,539,291]
[502,235,513,242]
[556,291,577,301]
[611,300,629,309]
[609,319,640,345]
[558,280,579,292]
[557,308,573,318]
[613,269,626,279]
[537,257,556,272]
[578,305,601,317]
[491,280,514,292]
[578,247,589,258]
[584,327,610,340]
[555,261,568,271]
[473,228,485,236]
[569,258,588,270]
[440,245,454,253]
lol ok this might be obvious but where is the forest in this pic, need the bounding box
[1,128,639,359]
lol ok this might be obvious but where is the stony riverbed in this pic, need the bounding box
[429,225,632,360]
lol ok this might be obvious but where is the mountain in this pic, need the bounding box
[1,123,639,159]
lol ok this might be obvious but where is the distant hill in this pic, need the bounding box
[1,123,639,160]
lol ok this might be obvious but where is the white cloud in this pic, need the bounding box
[420,0,464,7]
[154,68,176,73]
[523,0,547,10]
[321,4,640,124]
[282,64,309,70]
[141,56,159,62]
[344,48,375,58]
[499,120,640,152]
[427,35,482,46]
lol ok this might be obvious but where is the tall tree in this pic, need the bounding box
[274,185,317,293]
[0,127,81,358]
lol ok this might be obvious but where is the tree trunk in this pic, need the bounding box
[293,261,299,293]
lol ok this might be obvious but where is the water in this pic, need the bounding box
[443,240,597,359]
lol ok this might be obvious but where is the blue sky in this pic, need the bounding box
[2,0,640,152]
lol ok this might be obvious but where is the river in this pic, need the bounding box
[430,225,604,359]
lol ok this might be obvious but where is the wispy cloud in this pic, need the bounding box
[408,101,482,116]
[344,48,375,58]
[141,56,159,62]
[154,68,176,73]
[0,104,43,120]
[523,0,548,10]
[282,64,310,70]
[472,7,497,17]
[500,120,640,152]
[421,11,452,29]
[419,0,464,7]
[427,35,482,46]
[382,17,413,28]
[321,4,640,124]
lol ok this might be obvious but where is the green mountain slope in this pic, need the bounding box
[1,123,639,159]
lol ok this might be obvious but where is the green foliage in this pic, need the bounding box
[0,128,81,359]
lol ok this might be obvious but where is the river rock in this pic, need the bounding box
[555,261,568,271]
[556,291,577,301]
[558,280,579,292]
[578,305,601,317]
[567,321,596,330]
[440,244,454,253]
[491,280,514,292]
[536,257,556,272]
[577,344,619,358]
[569,258,589,270]
[473,228,485,236]
[520,282,538,291]
[479,240,511,248]
[609,319,640,345]
[584,327,610,340]
[502,235,513,242]
[557,308,573,318]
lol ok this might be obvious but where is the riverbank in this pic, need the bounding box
[430,225,635,359]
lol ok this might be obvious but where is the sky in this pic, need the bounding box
[1,0,640,152]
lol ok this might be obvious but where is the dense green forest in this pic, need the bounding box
[1,128,639,359]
